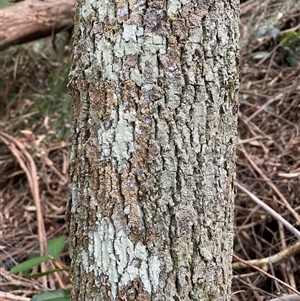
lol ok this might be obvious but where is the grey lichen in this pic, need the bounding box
[83,219,161,298]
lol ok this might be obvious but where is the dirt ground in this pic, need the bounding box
[1,0,300,300]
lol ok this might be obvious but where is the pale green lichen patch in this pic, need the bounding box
[122,24,137,41]
[80,0,97,20]
[97,0,116,23]
[98,103,137,171]
[124,41,140,56]
[84,218,161,298]
[70,183,78,213]
[130,68,143,86]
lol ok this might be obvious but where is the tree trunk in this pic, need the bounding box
[0,0,74,50]
[67,0,239,300]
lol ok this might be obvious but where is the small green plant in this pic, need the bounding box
[10,236,70,301]
[281,31,300,66]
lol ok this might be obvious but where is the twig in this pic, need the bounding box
[0,291,30,301]
[278,222,297,293]
[0,132,47,288]
[236,183,300,240]
[232,240,300,270]
[238,143,300,225]
[247,80,299,121]
[268,294,300,301]
[233,254,300,296]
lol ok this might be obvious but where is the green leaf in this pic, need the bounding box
[0,0,11,9]
[10,256,50,274]
[47,236,66,259]
[286,55,299,67]
[282,31,300,46]
[31,289,70,301]
[23,268,70,279]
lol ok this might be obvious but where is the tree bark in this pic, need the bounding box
[0,0,74,50]
[67,0,240,300]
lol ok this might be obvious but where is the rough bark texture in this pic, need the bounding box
[0,0,74,50]
[67,0,239,300]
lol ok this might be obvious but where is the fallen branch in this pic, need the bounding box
[0,0,75,51]
[233,240,300,271]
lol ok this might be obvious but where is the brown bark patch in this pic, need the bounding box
[117,280,151,301]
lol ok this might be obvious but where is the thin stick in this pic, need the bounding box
[237,182,300,240]
[0,132,47,288]
[239,143,300,225]
[233,254,300,296]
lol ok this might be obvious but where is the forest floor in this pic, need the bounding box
[1,0,300,300]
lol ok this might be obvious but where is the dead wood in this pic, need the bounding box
[0,0,75,50]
